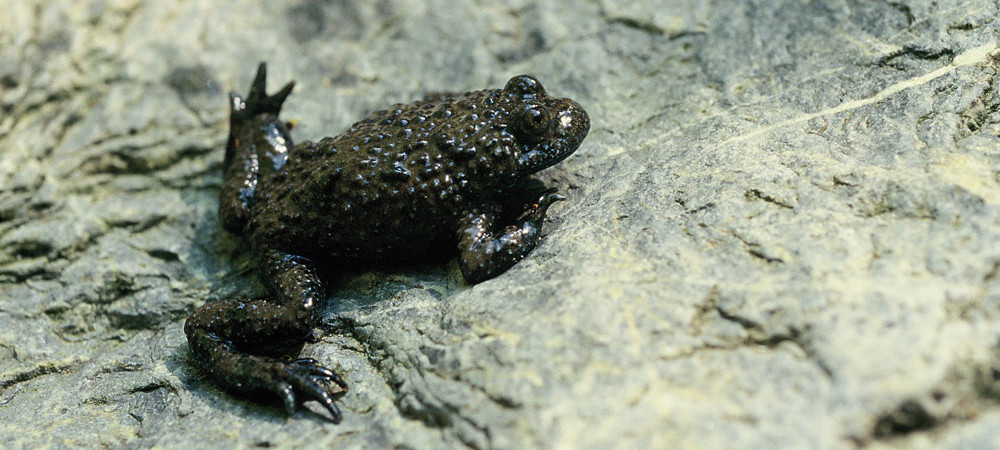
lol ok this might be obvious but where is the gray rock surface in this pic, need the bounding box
[3,0,1000,448]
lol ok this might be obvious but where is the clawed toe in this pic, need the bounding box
[517,188,565,223]
[277,381,296,415]
[537,188,566,207]
[290,358,348,389]
[296,377,343,423]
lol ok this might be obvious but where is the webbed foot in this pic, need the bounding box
[230,62,295,118]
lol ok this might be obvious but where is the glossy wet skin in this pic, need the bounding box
[185,64,589,422]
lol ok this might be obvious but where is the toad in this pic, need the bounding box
[185,63,590,422]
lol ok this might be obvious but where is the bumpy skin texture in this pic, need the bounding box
[185,63,590,422]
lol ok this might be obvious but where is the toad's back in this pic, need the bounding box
[246,89,524,262]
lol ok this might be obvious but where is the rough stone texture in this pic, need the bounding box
[2,0,1000,448]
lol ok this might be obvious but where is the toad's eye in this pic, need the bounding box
[503,75,546,98]
[514,104,550,138]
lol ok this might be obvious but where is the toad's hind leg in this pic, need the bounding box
[184,249,347,422]
[219,63,296,234]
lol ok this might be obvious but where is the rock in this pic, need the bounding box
[2,0,1000,448]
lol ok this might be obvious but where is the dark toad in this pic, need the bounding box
[185,63,590,422]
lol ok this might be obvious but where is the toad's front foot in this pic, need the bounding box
[457,188,567,284]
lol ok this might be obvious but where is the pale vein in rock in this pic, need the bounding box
[718,42,999,147]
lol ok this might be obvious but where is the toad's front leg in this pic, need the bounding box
[184,249,347,422]
[457,189,565,284]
